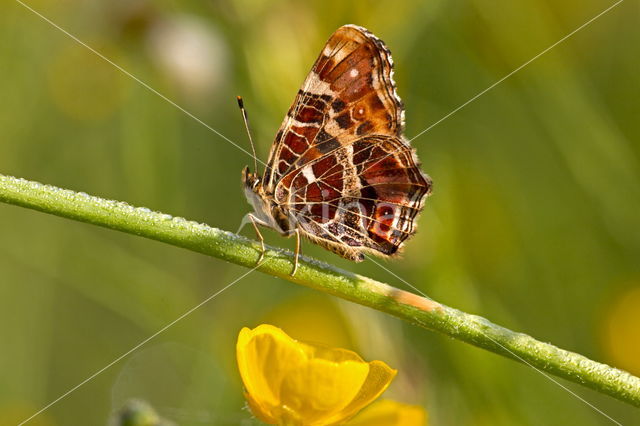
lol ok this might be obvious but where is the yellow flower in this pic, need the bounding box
[347,399,427,425]
[237,324,397,425]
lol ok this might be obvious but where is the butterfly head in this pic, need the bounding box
[242,165,261,191]
[242,166,295,235]
[242,165,268,220]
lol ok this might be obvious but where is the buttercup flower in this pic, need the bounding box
[348,399,427,425]
[236,324,397,425]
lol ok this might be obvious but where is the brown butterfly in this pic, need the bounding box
[240,24,431,274]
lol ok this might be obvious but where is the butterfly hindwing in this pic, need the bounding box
[276,134,430,260]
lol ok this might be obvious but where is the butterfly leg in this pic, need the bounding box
[248,214,266,265]
[291,228,301,276]
[236,213,254,234]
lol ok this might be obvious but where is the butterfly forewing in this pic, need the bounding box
[263,25,404,186]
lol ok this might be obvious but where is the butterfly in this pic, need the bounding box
[241,24,432,274]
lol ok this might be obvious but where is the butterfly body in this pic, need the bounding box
[242,166,295,236]
[242,25,431,267]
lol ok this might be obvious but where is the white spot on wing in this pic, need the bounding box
[302,165,316,184]
[350,68,359,78]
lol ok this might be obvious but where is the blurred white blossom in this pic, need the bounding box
[146,15,228,103]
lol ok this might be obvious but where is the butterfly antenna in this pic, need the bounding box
[236,96,259,174]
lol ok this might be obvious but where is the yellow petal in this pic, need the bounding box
[243,391,278,425]
[279,358,370,424]
[325,360,397,424]
[237,325,308,422]
[307,344,365,363]
[347,399,427,426]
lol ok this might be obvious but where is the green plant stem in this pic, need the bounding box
[1,173,639,408]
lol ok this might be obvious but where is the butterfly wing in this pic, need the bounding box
[281,135,430,261]
[265,25,431,261]
[263,24,403,188]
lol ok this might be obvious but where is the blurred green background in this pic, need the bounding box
[1,0,639,424]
